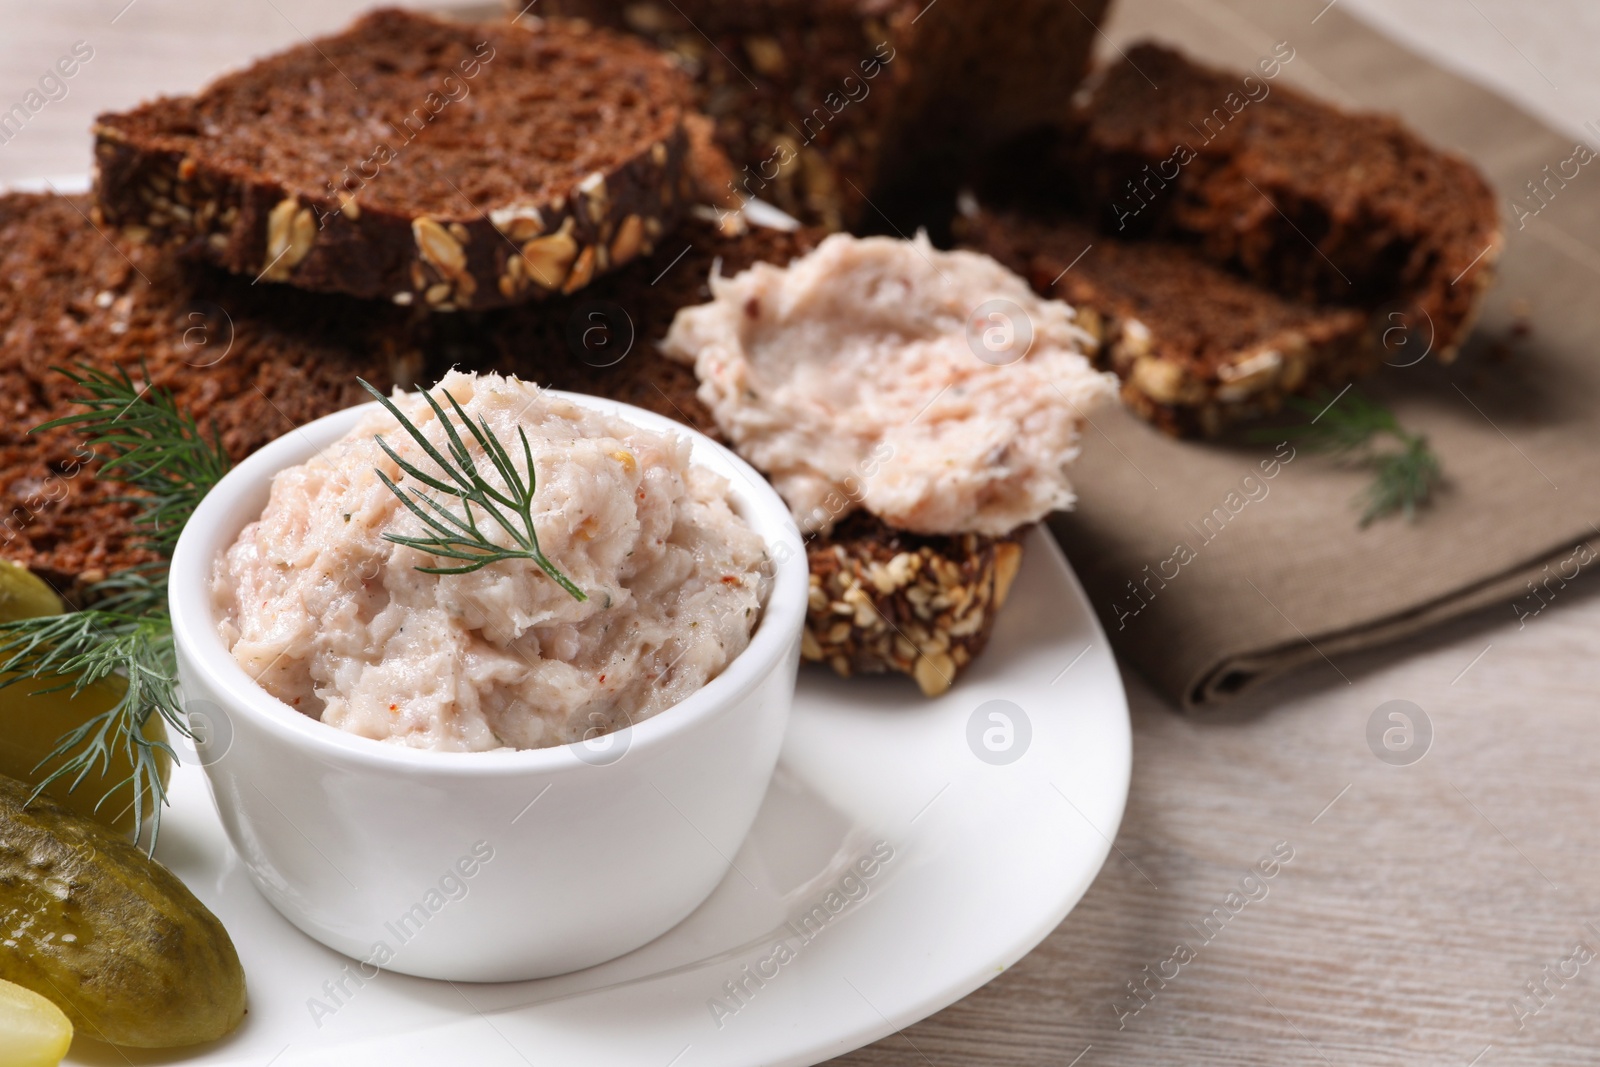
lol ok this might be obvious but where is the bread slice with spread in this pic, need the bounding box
[470,213,1058,695]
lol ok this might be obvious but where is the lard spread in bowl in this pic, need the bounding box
[211,371,772,752]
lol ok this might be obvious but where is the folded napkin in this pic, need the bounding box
[1049,0,1600,708]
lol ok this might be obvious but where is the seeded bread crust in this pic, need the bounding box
[533,0,1107,233]
[804,513,1023,696]
[472,212,1024,694]
[92,9,695,311]
[961,207,1376,437]
[0,193,424,600]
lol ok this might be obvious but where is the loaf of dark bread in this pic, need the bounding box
[533,0,1108,232]
[0,192,424,598]
[1063,42,1500,361]
[92,9,696,311]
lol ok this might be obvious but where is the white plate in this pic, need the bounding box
[62,526,1127,1066]
[30,168,1129,1066]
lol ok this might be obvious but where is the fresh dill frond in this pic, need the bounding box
[75,565,173,622]
[360,380,586,601]
[1281,389,1401,455]
[1277,387,1442,526]
[36,363,231,561]
[1361,435,1442,526]
[0,363,229,850]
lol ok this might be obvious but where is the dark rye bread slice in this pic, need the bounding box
[1061,42,1500,361]
[0,192,424,599]
[92,9,696,311]
[532,0,1108,233]
[960,207,1374,436]
[468,214,1024,695]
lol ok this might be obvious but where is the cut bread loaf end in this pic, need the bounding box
[532,0,1107,233]
[970,40,1502,436]
[1062,42,1502,363]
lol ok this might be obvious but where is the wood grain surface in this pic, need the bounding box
[3,1,1596,1065]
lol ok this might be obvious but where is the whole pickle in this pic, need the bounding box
[0,774,246,1048]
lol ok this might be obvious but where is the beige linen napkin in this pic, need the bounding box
[1048,0,1600,708]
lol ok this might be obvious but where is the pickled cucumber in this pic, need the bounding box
[0,774,246,1048]
[0,560,64,621]
[0,978,72,1067]
[0,559,172,836]
[0,675,172,837]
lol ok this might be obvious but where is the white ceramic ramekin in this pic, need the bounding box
[169,392,806,982]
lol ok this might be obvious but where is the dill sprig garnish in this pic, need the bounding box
[0,364,229,850]
[1280,388,1442,525]
[360,380,585,600]
[43,364,231,567]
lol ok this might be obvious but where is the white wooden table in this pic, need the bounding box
[4,1,1597,1064]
